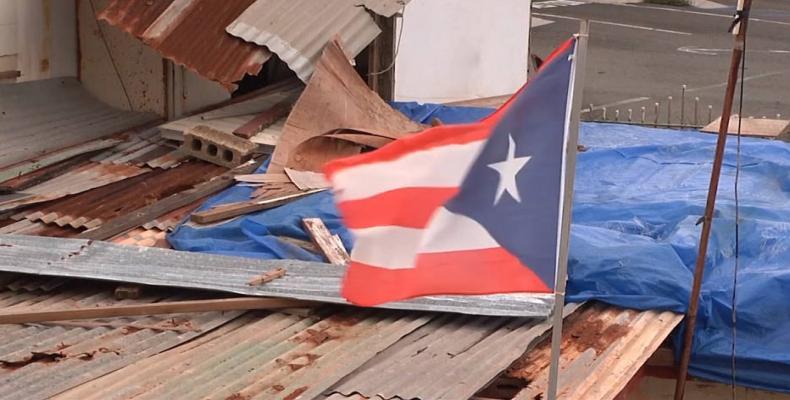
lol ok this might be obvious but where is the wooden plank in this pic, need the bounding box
[77,159,261,240]
[191,188,325,224]
[247,267,286,286]
[233,100,292,139]
[0,297,314,325]
[234,173,291,184]
[302,217,349,265]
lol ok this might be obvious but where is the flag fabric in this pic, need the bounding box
[324,38,578,306]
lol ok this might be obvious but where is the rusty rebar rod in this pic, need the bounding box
[674,1,753,399]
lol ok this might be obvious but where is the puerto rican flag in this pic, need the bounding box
[324,38,578,306]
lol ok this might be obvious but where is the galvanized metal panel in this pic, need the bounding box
[0,234,554,317]
[0,278,243,400]
[0,78,157,169]
[227,0,382,82]
[330,303,581,400]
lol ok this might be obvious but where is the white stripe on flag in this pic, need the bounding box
[332,140,485,202]
[349,226,422,269]
[349,209,501,269]
[418,207,499,253]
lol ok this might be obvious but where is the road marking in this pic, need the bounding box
[686,69,790,93]
[688,0,727,10]
[532,17,556,28]
[533,0,584,9]
[629,4,790,27]
[679,46,790,56]
[583,97,650,113]
[533,12,692,35]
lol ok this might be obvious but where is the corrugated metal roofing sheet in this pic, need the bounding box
[111,227,170,248]
[356,0,410,17]
[0,276,243,400]
[0,163,149,212]
[98,0,271,90]
[496,303,682,400]
[21,161,223,229]
[0,78,157,170]
[0,234,555,317]
[0,220,77,238]
[227,0,382,82]
[330,303,581,400]
[57,310,430,400]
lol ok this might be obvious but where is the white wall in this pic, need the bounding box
[394,0,531,103]
[3,0,78,82]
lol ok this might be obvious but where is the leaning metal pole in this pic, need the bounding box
[674,1,752,399]
[546,20,588,400]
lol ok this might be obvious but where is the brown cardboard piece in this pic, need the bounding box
[269,39,423,174]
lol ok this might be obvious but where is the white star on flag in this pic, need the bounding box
[487,134,531,204]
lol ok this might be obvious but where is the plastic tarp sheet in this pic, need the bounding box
[169,102,790,392]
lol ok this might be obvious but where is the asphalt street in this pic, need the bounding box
[530,0,790,126]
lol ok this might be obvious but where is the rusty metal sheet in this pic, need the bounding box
[500,303,682,400]
[98,0,271,90]
[0,163,149,212]
[0,220,77,238]
[140,197,205,232]
[226,0,382,82]
[0,278,243,400]
[111,227,170,249]
[56,310,431,400]
[22,161,224,229]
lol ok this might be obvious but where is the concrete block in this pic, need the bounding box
[180,125,258,167]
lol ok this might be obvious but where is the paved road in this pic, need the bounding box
[530,0,790,126]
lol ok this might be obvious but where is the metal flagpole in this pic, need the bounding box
[674,1,753,399]
[546,20,589,400]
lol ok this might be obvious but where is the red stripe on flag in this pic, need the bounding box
[342,247,551,306]
[338,187,458,229]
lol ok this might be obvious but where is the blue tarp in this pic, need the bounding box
[169,102,790,392]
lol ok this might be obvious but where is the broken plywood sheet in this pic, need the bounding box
[268,40,424,173]
[227,0,381,82]
[701,116,790,138]
[284,168,329,190]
